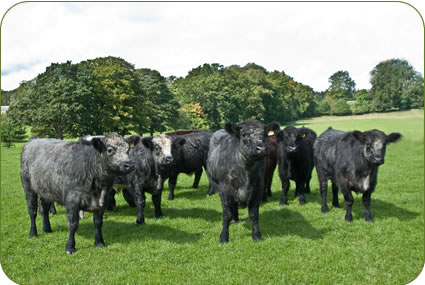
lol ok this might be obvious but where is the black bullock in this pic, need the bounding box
[124,134,185,224]
[166,131,214,200]
[207,120,280,243]
[276,126,316,205]
[314,127,401,222]
[21,133,135,254]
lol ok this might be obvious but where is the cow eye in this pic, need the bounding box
[107,147,114,154]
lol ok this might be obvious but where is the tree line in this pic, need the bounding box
[2,56,423,141]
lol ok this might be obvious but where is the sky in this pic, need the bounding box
[0,1,424,93]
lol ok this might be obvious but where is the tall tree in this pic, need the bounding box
[370,58,421,111]
[82,56,147,136]
[327,70,356,100]
[135,68,179,135]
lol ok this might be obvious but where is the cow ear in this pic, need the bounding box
[352,131,365,143]
[142,137,153,150]
[174,137,186,147]
[386,132,402,144]
[265,122,280,137]
[91,138,105,152]
[126,136,141,149]
[225,122,240,138]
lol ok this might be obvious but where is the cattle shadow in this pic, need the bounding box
[245,207,330,240]
[305,188,420,222]
[72,220,203,246]
[352,198,421,222]
[166,185,212,201]
[110,203,221,222]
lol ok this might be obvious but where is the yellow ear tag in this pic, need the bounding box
[268,130,275,136]
[301,133,306,138]
[130,143,135,148]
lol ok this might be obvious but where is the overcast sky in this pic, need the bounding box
[1,1,424,92]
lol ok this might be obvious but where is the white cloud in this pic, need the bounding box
[1,1,423,92]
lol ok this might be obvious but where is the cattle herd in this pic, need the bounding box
[20,119,401,254]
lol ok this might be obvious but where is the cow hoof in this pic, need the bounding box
[332,203,340,208]
[66,248,76,255]
[279,200,288,206]
[299,199,306,206]
[365,216,373,222]
[252,233,262,242]
[136,219,145,225]
[43,228,53,233]
[168,196,174,201]
[321,207,329,213]
[95,241,106,248]
[345,215,353,222]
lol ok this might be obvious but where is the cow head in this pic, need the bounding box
[277,126,298,154]
[85,133,136,175]
[225,120,280,161]
[352,129,402,165]
[141,134,186,168]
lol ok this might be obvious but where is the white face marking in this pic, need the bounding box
[373,140,383,150]
[153,135,172,157]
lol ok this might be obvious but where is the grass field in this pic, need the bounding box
[1,110,424,284]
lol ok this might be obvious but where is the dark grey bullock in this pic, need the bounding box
[314,127,401,222]
[276,126,316,205]
[21,133,135,254]
[207,120,280,243]
[166,131,214,200]
[124,134,186,224]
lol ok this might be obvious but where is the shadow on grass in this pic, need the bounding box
[166,185,212,201]
[75,221,202,245]
[110,203,221,222]
[243,207,330,240]
[353,198,421,221]
[305,187,420,222]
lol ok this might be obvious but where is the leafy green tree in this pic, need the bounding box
[370,59,420,111]
[135,68,179,135]
[82,56,147,136]
[333,99,352,115]
[1,114,26,147]
[352,89,372,114]
[328,70,356,100]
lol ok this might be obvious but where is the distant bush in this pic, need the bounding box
[333,99,352,115]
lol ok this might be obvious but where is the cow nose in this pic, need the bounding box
[165,156,173,164]
[123,161,135,172]
[256,146,266,154]
[289,146,297,152]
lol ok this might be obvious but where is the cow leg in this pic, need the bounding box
[343,191,354,222]
[152,192,164,218]
[134,185,146,225]
[25,190,38,238]
[230,200,239,223]
[248,200,262,242]
[362,191,373,222]
[332,183,340,208]
[219,192,232,243]
[319,178,329,213]
[65,203,80,254]
[192,168,202,189]
[49,203,57,215]
[93,207,106,247]
[279,178,290,205]
[168,175,177,200]
[296,180,306,205]
[40,198,53,233]
[305,174,312,194]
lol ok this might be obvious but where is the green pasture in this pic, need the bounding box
[1,110,424,284]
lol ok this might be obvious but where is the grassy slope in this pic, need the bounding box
[1,110,423,284]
